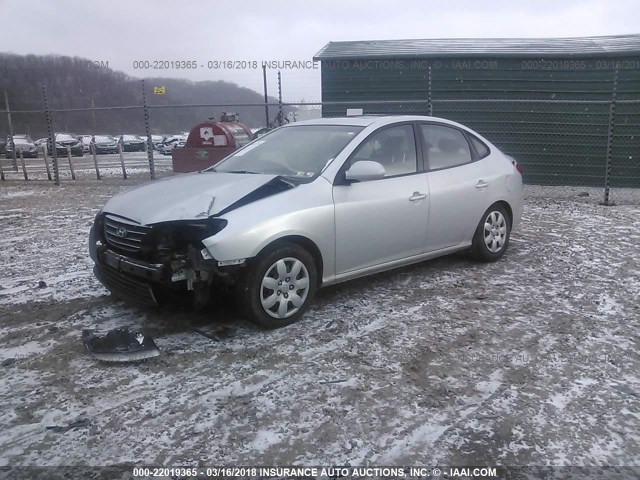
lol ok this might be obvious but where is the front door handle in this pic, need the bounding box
[409,192,427,201]
[476,180,488,189]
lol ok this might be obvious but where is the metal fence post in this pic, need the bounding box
[4,90,18,171]
[19,149,28,180]
[67,147,76,180]
[277,70,283,126]
[603,68,618,206]
[42,85,59,185]
[262,64,270,128]
[118,142,127,180]
[42,147,51,181]
[427,66,433,116]
[91,143,101,180]
[141,79,155,179]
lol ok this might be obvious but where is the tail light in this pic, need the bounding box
[507,155,524,175]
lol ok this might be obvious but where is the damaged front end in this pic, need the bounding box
[90,212,241,309]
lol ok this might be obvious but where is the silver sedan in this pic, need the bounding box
[89,116,524,328]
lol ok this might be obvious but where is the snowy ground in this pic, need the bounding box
[0,179,639,469]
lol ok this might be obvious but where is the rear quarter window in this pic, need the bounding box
[468,134,490,159]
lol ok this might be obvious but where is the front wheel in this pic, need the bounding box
[235,242,317,329]
[470,204,511,262]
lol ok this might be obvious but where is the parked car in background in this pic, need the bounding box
[48,133,84,157]
[11,134,34,143]
[79,135,93,153]
[251,127,271,139]
[34,138,48,149]
[0,138,6,155]
[157,135,187,155]
[5,137,38,158]
[152,135,168,150]
[114,135,146,152]
[92,135,119,154]
[90,115,524,329]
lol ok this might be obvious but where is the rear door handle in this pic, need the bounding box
[409,192,427,201]
[476,180,488,189]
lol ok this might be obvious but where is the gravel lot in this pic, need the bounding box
[0,178,639,469]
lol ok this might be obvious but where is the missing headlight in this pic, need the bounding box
[205,218,228,237]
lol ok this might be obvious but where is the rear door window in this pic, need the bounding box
[420,124,472,170]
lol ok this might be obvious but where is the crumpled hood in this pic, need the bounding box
[103,172,280,225]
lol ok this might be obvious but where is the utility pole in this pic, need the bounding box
[91,97,97,132]
[262,64,270,128]
[4,90,17,171]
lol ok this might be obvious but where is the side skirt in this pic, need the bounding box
[322,242,472,287]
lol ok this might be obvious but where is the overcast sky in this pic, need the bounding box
[2,0,639,101]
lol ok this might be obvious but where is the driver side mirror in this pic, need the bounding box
[345,160,386,182]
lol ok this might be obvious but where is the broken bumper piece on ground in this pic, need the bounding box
[82,328,160,362]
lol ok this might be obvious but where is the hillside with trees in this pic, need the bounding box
[0,53,286,137]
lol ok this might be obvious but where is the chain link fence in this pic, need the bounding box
[1,83,637,204]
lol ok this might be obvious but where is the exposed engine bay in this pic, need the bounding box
[89,176,298,309]
[90,213,235,308]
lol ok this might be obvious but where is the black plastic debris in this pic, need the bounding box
[193,326,234,342]
[38,280,47,289]
[46,418,91,433]
[82,328,160,363]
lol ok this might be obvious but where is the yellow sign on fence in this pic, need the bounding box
[153,86,166,95]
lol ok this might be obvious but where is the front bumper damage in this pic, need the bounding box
[89,217,242,309]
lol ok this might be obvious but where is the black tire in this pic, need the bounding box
[235,242,318,329]
[470,204,511,262]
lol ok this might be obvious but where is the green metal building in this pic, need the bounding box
[314,35,640,187]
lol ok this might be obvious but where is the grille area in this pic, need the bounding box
[104,214,151,254]
[94,265,158,307]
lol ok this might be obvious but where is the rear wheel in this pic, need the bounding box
[470,204,511,262]
[235,242,317,329]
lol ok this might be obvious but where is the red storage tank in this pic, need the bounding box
[171,115,253,172]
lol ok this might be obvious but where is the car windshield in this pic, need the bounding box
[213,125,363,180]
[95,135,114,142]
[56,134,77,141]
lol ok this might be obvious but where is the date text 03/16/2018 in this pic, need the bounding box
[131,60,319,70]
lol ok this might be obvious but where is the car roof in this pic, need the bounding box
[289,116,380,127]
[287,115,467,129]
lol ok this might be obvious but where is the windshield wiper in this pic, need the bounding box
[225,170,260,174]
